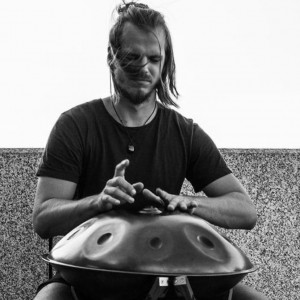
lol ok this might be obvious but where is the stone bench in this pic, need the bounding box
[0,148,299,300]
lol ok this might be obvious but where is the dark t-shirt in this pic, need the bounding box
[37,99,231,205]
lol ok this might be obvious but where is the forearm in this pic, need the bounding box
[190,192,257,229]
[33,195,101,239]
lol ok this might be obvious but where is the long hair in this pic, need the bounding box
[107,1,179,107]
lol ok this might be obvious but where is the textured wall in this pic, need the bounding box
[0,148,299,300]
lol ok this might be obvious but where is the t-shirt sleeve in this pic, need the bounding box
[186,124,232,192]
[36,112,83,183]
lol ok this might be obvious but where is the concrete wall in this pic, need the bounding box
[0,148,299,300]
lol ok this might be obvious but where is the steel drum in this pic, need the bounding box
[44,208,256,300]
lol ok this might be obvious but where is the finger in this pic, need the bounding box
[114,159,130,177]
[100,194,121,206]
[143,189,165,207]
[179,202,188,211]
[133,182,144,193]
[189,200,198,208]
[156,188,178,210]
[155,188,174,206]
[156,188,171,200]
[108,176,136,196]
[104,186,135,204]
[167,198,181,211]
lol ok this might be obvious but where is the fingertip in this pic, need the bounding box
[142,188,150,196]
[118,159,129,168]
[156,188,163,194]
[123,159,130,166]
[167,205,175,211]
[129,197,135,203]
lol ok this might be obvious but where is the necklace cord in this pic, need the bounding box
[111,100,157,153]
[112,100,157,127]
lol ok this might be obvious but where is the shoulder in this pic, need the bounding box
[61,98,104,120]
[159,103,195,126]
[158,103,204,135]
[54,98,106,131]
[49,98,106,140]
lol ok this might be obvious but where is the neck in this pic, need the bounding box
[111,95,157,127]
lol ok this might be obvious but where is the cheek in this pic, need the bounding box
[150,63,163,79]
[114,68,126,84]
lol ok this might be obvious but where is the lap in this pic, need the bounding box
[34,281,268,300]
[34,282,76,300]
[233,283,268,300]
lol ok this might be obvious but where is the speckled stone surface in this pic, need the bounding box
[0,149,48,300]
[182,149,299,300]
[0,148,299,300]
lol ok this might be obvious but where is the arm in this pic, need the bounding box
[33,177,95,239]
[146,173,257,230]
[33,160,143,239]
[194,173,257,229]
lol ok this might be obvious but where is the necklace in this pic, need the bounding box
[112,100,157,153]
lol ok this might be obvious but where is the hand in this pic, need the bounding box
[142,188,165,208]
[155,188,198,212]
[97,159,144,211]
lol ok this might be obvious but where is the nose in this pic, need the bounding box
[139,56,150,75]
[139,56,149,68]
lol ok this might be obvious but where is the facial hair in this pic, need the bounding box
[115,82,155,105]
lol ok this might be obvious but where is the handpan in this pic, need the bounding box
[44,208,256,300]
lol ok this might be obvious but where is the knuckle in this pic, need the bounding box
[107,178,114,186]
[100,194,109,203]
[103,186,111,194]
[115,176,122,183]
[114,176,123,185]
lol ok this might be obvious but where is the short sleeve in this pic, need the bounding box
[36,112,84,183]
[186,124,232,192]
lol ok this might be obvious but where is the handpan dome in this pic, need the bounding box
[44,209,256,299]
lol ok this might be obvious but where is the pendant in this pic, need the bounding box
[128,144,135,153]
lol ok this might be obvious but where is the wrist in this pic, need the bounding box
[88,194,104,214]
[93,194,113,213]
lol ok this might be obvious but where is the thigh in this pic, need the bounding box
[232,283,268,300]
[34,282,75,300]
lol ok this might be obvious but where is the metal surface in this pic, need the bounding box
[45,209,256,300]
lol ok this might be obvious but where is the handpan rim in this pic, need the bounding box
[42,254,257,277]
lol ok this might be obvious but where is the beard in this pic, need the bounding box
[113,69,158,105]
[116,83,155,105]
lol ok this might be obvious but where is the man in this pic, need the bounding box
[33,2,268,299]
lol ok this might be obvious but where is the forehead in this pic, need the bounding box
[120,22,166,55]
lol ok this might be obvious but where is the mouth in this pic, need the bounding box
[136,79,151,84]
[128,75,151,83]
[130,78,152,87]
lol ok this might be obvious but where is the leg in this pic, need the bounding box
[232,283,269,300]
[33,282,75,300]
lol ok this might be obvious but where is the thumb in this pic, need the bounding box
[143,189,165,207]
[133,182,144,193]
[156,188,170,200]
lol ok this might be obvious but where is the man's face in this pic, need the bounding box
[113,22,166,105]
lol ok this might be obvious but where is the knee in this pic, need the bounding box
[232,283,269,300]
[34,282,74,300]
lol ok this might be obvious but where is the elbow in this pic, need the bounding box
[239,193,258,230]
[243,207,257,230]
[32,210,50,239]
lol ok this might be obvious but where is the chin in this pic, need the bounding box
[118,86,155,105]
